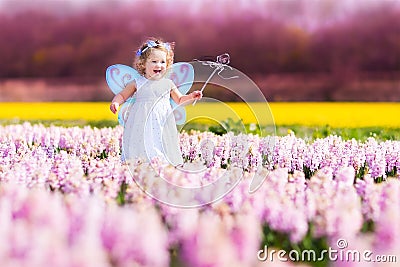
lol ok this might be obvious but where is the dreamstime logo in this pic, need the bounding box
[257,239,398,263]
[123,55,276,208]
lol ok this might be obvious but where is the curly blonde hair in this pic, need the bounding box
[133,37,175,75]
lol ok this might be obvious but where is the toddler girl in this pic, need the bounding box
[110,38,202,166]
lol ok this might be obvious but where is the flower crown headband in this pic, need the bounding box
[136,40,172,56]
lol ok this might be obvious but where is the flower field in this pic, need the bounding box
[1,102,400,127]
[0,122,399,266]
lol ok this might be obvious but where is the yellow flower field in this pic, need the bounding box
[0,102,399,128]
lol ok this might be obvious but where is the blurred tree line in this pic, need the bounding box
[0,1,399,79]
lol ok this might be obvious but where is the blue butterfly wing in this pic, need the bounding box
[117,98,136,126]
[106,64,141,95]
[106,64,140,125]
[166,62,194,125]
[106,63,194,126]
[170,103,187,125]
[167,62,194,95]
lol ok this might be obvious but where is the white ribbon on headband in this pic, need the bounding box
[136,40,172,56]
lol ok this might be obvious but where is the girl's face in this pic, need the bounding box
[144,49,167,80]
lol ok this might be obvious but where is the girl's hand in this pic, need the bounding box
[110,102,119,114]
[191,91,203,100]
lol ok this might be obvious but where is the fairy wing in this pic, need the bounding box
[167,62,194,125]
[105,64,140,126]
[106,64,141,95]
[116,99,135,126]
[105,63,194,126]
[106,62,193,95]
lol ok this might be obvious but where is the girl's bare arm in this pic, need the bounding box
[170,86,202,105]
[110,82,137,114]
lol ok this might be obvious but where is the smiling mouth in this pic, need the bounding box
[154,70,162,74]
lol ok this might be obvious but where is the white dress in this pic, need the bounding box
[122,76,183,166]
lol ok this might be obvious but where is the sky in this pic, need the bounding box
[1,0,396,13]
